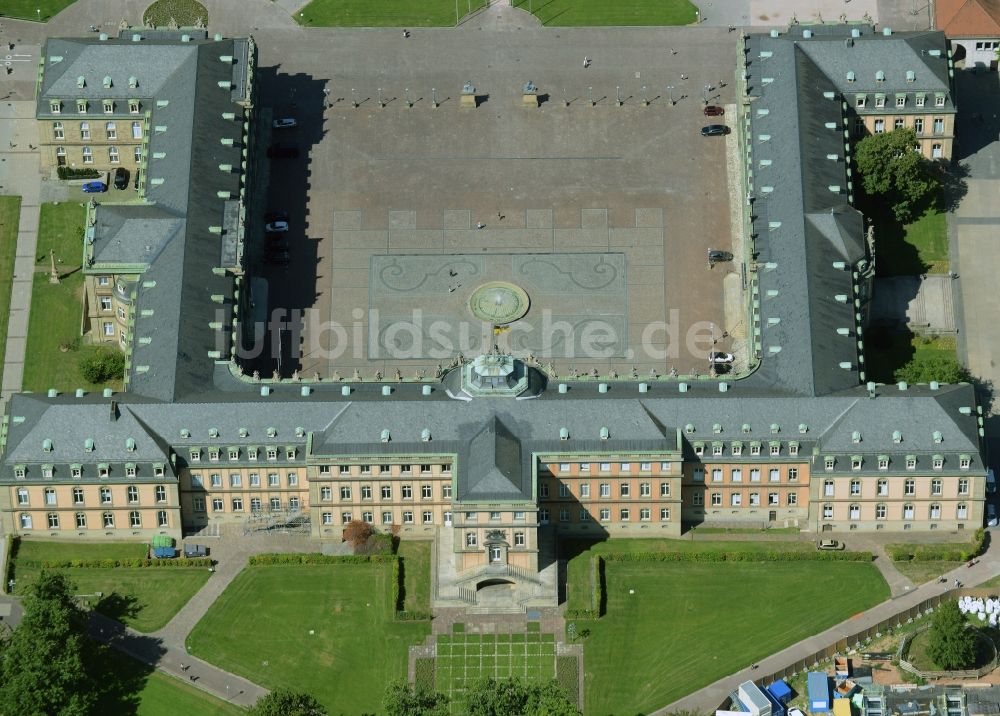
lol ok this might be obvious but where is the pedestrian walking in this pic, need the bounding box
[497,211,503,221]
[583,56,591,68]
[476,221,485,229]
[670,48,677,55]
[680,74,688,81]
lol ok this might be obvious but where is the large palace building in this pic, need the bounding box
[0,26,983,607]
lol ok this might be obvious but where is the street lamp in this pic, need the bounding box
[36,7,40,21]
[666,85,674,106]
[322,87,330,108]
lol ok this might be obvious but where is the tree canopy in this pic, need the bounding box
[465,677,581,716]
[0,571,95,716]
[927,600,977,670]
[383,680,450,716]
[249,688,328,716]
[894,354,971,384]
[855,128,941,223]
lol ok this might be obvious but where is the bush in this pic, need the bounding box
[600,550,873,563]
[356,532,394,556]
[894,355,971,384]
[247,553,395,565]
[21,557,212,569]
[79,348,125,384]
[56,167,100,180]
[888,532,986,563]
[343,520,374,548]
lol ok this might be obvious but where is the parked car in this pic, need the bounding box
[703,105,724,116]
[183,544,208,558]
[113,167,129,190]
[988,503,998,527]
[266,240,290,252]
[701,124,730,136]
[264,210,289,223]
[817,539,845,551]
[709,351,734,364]
[988,468,996,494]
[267,143,299,159]
[265,250,290,265]
[82,180,106,193]
[272,118,298,129]
[708,249,733,263]
[265,221,289,233]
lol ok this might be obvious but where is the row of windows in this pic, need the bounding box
[55,145,140,164]
[193,496,301,513]
[13,464,164,480]
[331,510,443,526]
[320,463,451,476]
[855,94,946,109]
[824,477,969,497]
[694,467,797,483]
[465,531,528,547]
[823,503,969,520]
[190,472,299,489]
[191,446,295,463]
[549,461,673,473]
[50,99,142,115]
[699,492,798,507]
[97,296,128,317]
[537,507,671,524]
[16,485,167,506]
[863,116,946,136]
[53,120,143,140]
[325,483,452,501]
[100,321,128,347]
[694,442,796,458]
[539,481,672,498]
[825,455,968,471]
[19,510,168,530]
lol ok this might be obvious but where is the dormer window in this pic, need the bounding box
[732,442,743,457]
[248,447,259,461]
[208,449,220,462]
[153,464,165,477]
[77,99,87,114]
[42,466,53,478]
[789,442,799,456]
[99,465,110,478]
[856,95,866,108]
[932,456,944,470]
[770,442,781,456]
[228,448,239,461]
[915,94,925,107]
[750,442,761,456]
[935,94,946,107]
[103,100,113,114]
[851,456,863,471]
[906,455,917,470]
[875,70,886,83]
[190,448,201,462]
[126,464,136,477]
[14,466,25,479]
[267,448,278,461]
[693,442,704,457]
[896,96,905,107]
[129,100,140,114]
[71,466,82,479]
[50,100,62,114]
[874,95,886,108]
[878,457,890,470]
[960,455,971,470]
[712,442,724,456]
[286,447,296,460]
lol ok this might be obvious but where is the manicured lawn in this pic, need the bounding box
[512,0,698,25]
[567,542,888,714]
[143,0,209,27]
[398,540,431,612]
[24,203,123,393]
[436,631,560,711]
[866,333,959,384]
[15,539,148,562]
[873,205,949,276]
[296,0,487,26]
[894,560,964,585]
[188,563,430,713]
[92,645,243,716]
[0,0,77,21]
[0,196,22,386]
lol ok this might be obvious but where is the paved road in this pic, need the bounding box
[656,531,1000,715]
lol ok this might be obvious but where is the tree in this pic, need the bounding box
[383,680,449,716]
[855,128,941,223]
[342,519,374,547]
[927,600,977,670]
[894,354,971,384]
[249,688,327,716]
[79,347,126,384]
[465,677,581,716]
[0,571,96,716]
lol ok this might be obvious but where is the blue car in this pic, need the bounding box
[82,180,106,193]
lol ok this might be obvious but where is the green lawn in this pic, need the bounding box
[866,334,959,384]
[398,540,431,612]
[143,0,209,27]
[0,0,77,21]
[874,205,949,276]
[568,543,888,714]
[0,196,22,386]
[188,563,430,713]
[512,0,698,25]
[296,0,487,26]
[894,560,964,585]
[23,203,123,393]
[436,632,559,712]
[93,644,243,716]
[12,540,211,633]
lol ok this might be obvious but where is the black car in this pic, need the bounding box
[708,249,733,263]
[267,143,299,159]
[113,167,129,190]
[700,124,730,136]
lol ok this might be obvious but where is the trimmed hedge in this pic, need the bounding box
[248,553,395,565]
[56,166,100,180]
[600,550,874,563]
[888,530,987,563]
[21,557,213,569]
[2,535,14,594]
[566,555,604,620]
[556,655,581,708]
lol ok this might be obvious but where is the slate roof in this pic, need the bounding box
[87,204,184,267]
[936,0,1000,37]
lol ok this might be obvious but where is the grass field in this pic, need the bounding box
[0,196,22,387]
[23,203,123,393]
[512,0,698,25]
[398,540,431,612]
[566,541,888,714]
[12,541,210,633]
[894,560,964,585]
[435,631,558,710]
[0,0,77,21]
[142,0,209,27]
[873,205,949,276]
[188,563,430,713]
[866,334,960,384]
[296,0,487,26]
[93,645,243,716]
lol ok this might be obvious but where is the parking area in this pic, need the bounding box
[250,25,742,379]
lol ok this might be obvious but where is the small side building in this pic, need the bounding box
[936,0,1000,70]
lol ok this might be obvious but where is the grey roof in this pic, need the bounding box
[463,417,527,501]
[88,204,184,266]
